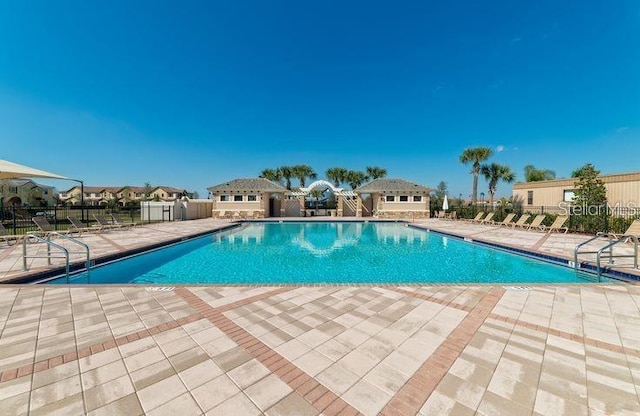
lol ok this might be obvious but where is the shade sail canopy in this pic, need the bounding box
[0,159,69,180]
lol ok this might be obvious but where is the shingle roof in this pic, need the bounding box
[62,185,185,194]
[355,178,430,193]
[208,178,287,193]
[153,186,186,194]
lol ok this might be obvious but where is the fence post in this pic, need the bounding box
[12,204,16,235]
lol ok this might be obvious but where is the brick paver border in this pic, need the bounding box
[0,312,203,383]
[174,287,363,416]
[488,313,640,358]
[379,287,506,415]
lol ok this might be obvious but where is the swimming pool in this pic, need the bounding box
[48,222,600,285]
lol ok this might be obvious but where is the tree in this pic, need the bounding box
[310,189,324,209]
[573,163,607,206]
[365,166,387,180]
[259,168,283,185]
[524,165,556,182]
[143,182,153,201]
[460,147,493,205]
[326,167,349,187]
[292,165,317,187]
[191,191,200,199]
[279,166,294,190]
[433,181,447,200]
[571,164,598,179]
[572,163,607,232]
[346,170,367,190]
[480,163,515,207]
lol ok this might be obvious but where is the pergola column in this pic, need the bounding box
[337,194,343,217]
[356,194,362,217]
[299,195,305,217]
[280,192,286,217]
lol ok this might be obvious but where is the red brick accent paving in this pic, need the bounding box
[379,287,506,415]
[390,287,475,312]
[174,287,364,416]
[0,310,203,384]
[488,313,640,358]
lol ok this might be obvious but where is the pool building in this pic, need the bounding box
[208,177,431,219]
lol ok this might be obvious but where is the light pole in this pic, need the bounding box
[71,179,85,222]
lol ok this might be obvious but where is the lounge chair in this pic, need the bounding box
[68,217,102,234]
[539,215,569,233]
[526,215,546,231]
[110,214,136,229]
[610,219,640,240]
[436,211,446,219]
[447,211,457,220]
[479,212,495,224]
[93,214,121,230]
[467,212,485,223]
[511,214,531,228]
[0,223,22,245]
[496,213,516,227]
[32,217,69,236]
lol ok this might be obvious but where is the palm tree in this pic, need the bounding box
[480,163,516,207]
[292,165,317,188]
[279,166,294,190]
[365,166,387,180]
[460,147,493,205]
[259,168,283,185]
[326,167,349,188]
[310,189,324,210]
[346,170,367,190]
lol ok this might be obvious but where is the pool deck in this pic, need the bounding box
[0,218,639,415]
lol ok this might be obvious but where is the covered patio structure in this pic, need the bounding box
[208,178,289,219]
[355,178,431,219]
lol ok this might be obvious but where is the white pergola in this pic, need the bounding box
[289,180,358,216]
[295,180,356,197]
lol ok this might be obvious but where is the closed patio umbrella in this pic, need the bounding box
[0,159,68,180]
[442,194,449,211]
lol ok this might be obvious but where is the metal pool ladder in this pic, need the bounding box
[574,233,639,282]
[23,232,92,283]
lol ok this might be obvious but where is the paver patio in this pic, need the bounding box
[0,218,639,415]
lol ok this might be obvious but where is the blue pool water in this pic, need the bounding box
[50,222,598,285]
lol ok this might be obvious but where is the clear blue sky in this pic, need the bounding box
[1,0,638,198]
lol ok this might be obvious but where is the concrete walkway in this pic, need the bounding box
[0,219,234,283]
[413,219,639,278]
[0,218,639,415]
[1,284,639,415]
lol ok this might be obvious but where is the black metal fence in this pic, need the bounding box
[431,202,640,234]
[0,206,141,235]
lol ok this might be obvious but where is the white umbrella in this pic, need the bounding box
[0,159,68,180]
[442,194,449,211]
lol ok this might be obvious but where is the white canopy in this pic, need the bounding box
[0,159,68,180]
